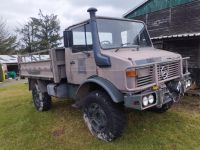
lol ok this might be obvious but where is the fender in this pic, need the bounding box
[76,76,124,103]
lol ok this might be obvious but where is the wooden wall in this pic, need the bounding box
[155,38,200,68]
[133,0,200,37]
[152,37,200,86]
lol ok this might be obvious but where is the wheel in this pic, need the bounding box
[32,83,51,111]
[151,101,173,113]
[82,90,125,142]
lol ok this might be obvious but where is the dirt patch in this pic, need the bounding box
[52,127,65,137]
[174,96,200,113]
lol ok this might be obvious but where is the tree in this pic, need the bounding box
[17,10,62,53]
[33,10,62,49]
[17,21,39,53]
[0,19,18,54]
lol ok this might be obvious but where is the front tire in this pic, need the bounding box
[32,83,51,111]
[82,90,125,142]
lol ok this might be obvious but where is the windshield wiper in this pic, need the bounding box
[115,43,139,52]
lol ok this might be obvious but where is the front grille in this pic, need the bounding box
[135,61,180,88]
[157,61,180,81]
[136,66,154,87]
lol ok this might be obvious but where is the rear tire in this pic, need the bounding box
[82,90,125,142]
[32,83,51,111]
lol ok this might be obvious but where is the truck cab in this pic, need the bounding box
[64,8,190,109]
[19,8,191,142]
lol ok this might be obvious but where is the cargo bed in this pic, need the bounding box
[18,48,66,83]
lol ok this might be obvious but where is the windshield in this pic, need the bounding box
[96,18,152,50]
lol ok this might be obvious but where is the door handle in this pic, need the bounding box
[70,60,75,65]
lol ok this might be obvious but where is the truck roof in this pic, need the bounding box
[65,16,145,30]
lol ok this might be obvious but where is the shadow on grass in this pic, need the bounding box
[48,98,187,136]
[46,98,189,144]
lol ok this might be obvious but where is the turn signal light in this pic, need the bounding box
[126,70,137,77]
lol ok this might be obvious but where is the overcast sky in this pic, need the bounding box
[0,0,144,35]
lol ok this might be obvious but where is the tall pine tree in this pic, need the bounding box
[17,10,62,53]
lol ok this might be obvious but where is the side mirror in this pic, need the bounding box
[63,30,73,48]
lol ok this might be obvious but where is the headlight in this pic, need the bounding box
[148,95,154,104]
[142,96,148,106]
[187,80,191,87]
[176,81,182,92]
[186,80,191,88]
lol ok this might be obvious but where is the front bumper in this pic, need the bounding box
[124,76,191,110]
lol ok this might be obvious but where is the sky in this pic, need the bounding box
[0,0,145,35]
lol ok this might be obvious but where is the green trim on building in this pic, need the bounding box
[125,0,193,18]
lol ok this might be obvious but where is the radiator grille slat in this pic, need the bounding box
[136,66,154,87]
[137,76,153,87]
[136,61,180,87]
[157,61,179,81]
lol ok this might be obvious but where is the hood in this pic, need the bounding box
[101,47,181,66]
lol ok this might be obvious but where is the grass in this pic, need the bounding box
[0,81,200,150]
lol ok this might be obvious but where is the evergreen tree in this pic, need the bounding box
[17,10,62,53]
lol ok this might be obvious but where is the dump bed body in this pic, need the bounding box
[18,48,66,83]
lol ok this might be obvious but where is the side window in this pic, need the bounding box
[73,27,85,45]
[72,24,92,53]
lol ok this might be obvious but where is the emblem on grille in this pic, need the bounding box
[160,66,168,79]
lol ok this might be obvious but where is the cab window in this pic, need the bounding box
[72,24,92,53]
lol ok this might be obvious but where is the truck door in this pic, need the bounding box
[66,23,97,84]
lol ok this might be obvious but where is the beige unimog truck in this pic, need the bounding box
[18,8,191,141]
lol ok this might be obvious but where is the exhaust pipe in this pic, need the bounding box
[87,8,111,67]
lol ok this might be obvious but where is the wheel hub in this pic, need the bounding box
[86,103,107,133]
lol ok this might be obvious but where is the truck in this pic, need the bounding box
[18,8,191,142]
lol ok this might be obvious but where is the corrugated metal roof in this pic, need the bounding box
[123,0,149,18]
[0,55,18,64]
[123,0,193,18]
[0,55,50,64]
[21,55,50,62]
[151,32,200,40]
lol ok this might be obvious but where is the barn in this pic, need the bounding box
[0,55,18,78]
[124,0,200,87]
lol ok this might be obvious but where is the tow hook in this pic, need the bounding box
[169,92,180,103]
